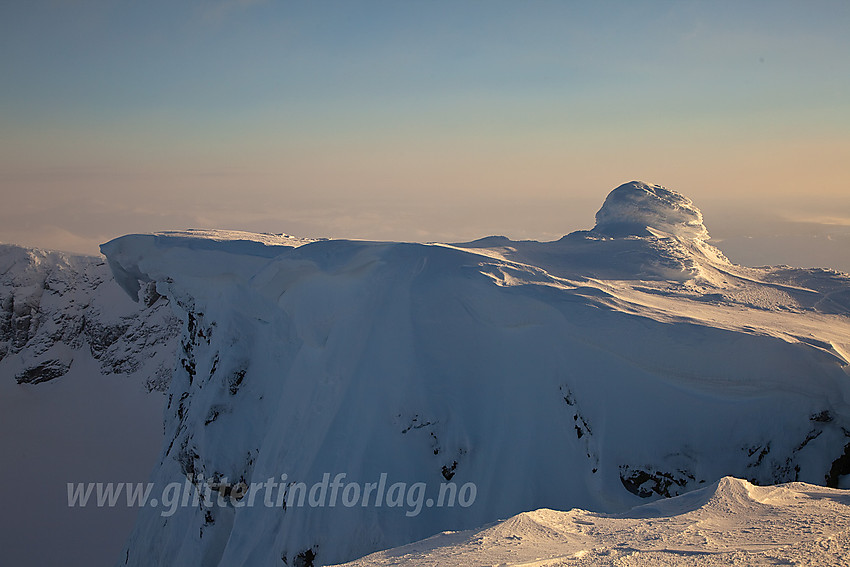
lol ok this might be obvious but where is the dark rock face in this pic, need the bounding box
[826,443,850,488]
[619,465,699,498]
[14,359,72,384]
[0,244,179,389]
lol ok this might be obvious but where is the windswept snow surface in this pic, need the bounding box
[101,182,850,566]
[336,477,850,566]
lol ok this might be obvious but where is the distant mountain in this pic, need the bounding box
[0,243,179,389]
[0,243,182,567]
[100,182,850,566]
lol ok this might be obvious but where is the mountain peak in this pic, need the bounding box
[592,181,709,240]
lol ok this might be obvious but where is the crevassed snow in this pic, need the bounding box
[100,182,850,566]
[334,477,850,566]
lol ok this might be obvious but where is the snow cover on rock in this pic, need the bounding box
[0,243,181,566]
[101,182,850,566]
[593,180,710,240]
[336,477,850,566]
[0,243,179,389]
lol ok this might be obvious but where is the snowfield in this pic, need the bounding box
[97,181,850,566]
[335,477,850,567]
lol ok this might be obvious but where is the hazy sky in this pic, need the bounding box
[1,1,848,269]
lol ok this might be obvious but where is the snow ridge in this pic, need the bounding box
[337,477,850,566]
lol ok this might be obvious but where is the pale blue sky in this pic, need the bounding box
[1,1,849,268]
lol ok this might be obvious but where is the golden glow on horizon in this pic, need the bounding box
[1,1,848,260]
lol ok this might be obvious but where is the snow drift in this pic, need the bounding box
[336,476,850,566]
[101,182,850,566]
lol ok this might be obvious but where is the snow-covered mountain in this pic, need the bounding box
[100,181,850,567]
[0,243,179,390]
[0,243,182,567]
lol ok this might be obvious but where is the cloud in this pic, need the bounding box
[781,214,850,227]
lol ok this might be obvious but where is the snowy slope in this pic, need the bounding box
[101,182,850,567]
[336,476,850,566]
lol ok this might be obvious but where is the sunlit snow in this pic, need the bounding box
[97,181,850,566]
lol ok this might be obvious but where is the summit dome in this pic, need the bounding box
[593,181,709,240]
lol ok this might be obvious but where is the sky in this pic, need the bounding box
[1,0,849,270]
